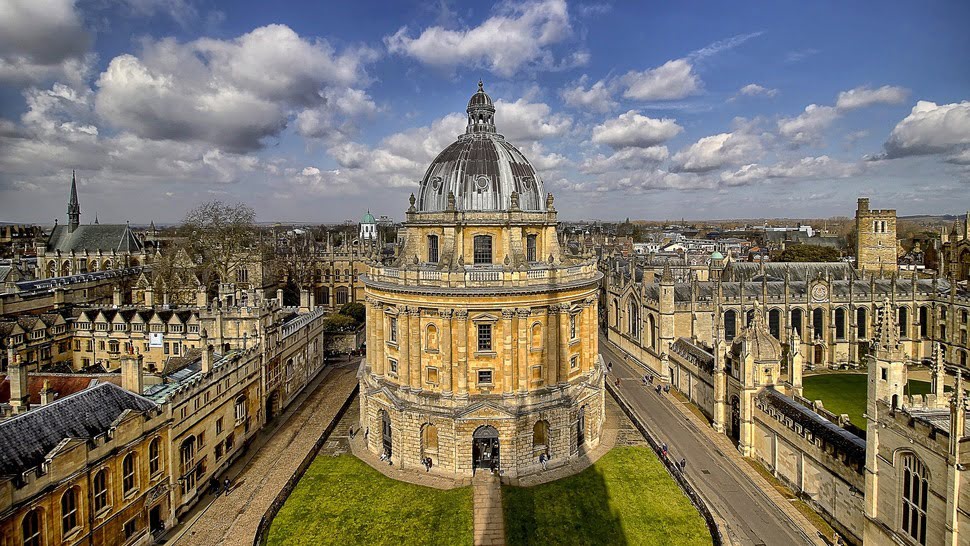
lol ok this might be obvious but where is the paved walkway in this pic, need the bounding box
[166,359,359,546]
[473,473,506,546]
[601,336,826,546]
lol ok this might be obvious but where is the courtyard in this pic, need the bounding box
[802,373,932,429]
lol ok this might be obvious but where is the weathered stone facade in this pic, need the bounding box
[855,197,898,273]
[358,83,604,477]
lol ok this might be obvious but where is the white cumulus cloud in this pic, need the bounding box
[560,75,615,113]
[878,101,970,159]
[736,83,778,98]
[777,104,839,146]
[495,97,572,142]
[591,110,683,150]
[384,0,576,77]
[719,156,861,186]
[579,147,668,175]
[835,85,908,110]
[671,131,764,173]
[620,59,700,101]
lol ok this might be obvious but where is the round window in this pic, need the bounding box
[430,176,441,190]
[475,175,489,190]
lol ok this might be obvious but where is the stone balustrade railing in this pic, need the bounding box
[365,260,600,290]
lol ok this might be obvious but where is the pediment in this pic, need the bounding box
[457,400,515,419]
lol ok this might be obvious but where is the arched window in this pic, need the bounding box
[48,261,57,277]
[919,307,928,338]
[746,309,754,327]
[61,486,78,534]
[857,307,868,339]
[526,234,537,262]
[648,315,657,350]
[425,324,439,351]
[336,286,349,305]
[835,308,846,340]
[899,307,909,338]
[627,300,640,339]
[900,453,928,545]
[570,314,577,339]
[102,260,111,270]
[612,299,620,328]
[811,308,824,339]
[533,420,550,455]
[791,308,803,336]
[22,508,42,546]
[473,235,492,264]
[768,309,781,339]
[724,310,736,341]
[427,235,439,263]
[180,437,197,493]
[149,438,161,475]
[122,453,136,494]
[531,323,542,349]
[94,469,108,512]
[421,424,439,464]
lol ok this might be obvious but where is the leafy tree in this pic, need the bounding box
[322,313,357,332]
[339,302,366,324]
[777,244,841,262]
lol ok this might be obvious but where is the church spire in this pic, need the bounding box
[68,170,80,233]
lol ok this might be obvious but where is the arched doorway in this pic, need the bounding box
[730,396,741,446]
[266,390,280,421]
[380,410,392,457]
[814,344,824,366]
[577,406,586,449]
[472,425,499,471]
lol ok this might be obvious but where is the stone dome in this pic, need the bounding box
[711,250,724,261]
[731,305,782,362]
[415,81,546,213]
[361,210,375,224]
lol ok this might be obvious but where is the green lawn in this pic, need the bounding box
[267,454,473,546]
[503,447,711,546]
[802,374,932,430]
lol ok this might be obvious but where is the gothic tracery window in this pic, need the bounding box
[900,453,928,545]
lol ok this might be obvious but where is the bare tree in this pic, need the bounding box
[181,201,260,291]
[274,227,319,297]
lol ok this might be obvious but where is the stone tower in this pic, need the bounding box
[855,197,896,273]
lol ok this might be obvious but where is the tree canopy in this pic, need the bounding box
[777,244,841,262]
[181,200,260,287]
[339,302,366,324]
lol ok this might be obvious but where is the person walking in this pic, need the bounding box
[680,458,687,472]
[223,478,231,496]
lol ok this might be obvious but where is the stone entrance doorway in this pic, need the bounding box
[577,406,586,448]
[381,410,392,457]
[730,396,740,446]
[472,425,500,471]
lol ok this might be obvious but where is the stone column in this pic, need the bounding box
[558,304,571,382]
[409,308,421,390]
[400,308,410,388]
[502,309,514,394]
[456,310,468,396]
[441,310,453,395]
[545,309,558,386]
[585,296,597,372]
[373,300,385,376]
[517,309,529,392]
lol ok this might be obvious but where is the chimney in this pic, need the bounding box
[121,349,143,394]
[39,380,55,405]
[201,329,213,374]
[8,350,29,413]
[276,288,284,307]
[299,288,310,312]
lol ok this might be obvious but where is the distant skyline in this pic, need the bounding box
[0,0,968,223]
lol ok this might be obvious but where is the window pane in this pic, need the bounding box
[474,236,492,264]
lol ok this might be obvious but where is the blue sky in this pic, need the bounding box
[0,0,968,224]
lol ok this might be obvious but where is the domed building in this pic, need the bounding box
[358,82,604,477]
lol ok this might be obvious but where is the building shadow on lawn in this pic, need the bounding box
[503,462,626,546]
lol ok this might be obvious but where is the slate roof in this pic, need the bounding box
[723,262,856,282]
[0,383,157,477]
[670,338,715,374]
[46,224,143,253]
[0,374,122,404]
[760,388,865,462]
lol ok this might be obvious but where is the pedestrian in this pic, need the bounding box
[539,453,548,470]
[364,427,369,443]
[428,457,433,471]
[615,377,621,387]
[223,478,231,496]
[210,477,219,496]
[607,361,613,373]
[656,385,662,394]
[664,385,670,393]
[661,443,668,456]
[680,458,687,472]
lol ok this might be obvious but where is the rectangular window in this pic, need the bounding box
[164,342,170,355]
[216,443,223,460]
[74,340,81,351]
[427,235,439,263]
[881,367,888,381]
[427,367,438,384]
[570,355,579,369]
[124,518,138,539]
[477,324,492,351]
[174,343,180,355]
[531,365,542,381]
[570,314,577,339]
[477,369,493,384]
[87,340,93,351]
[216,418,223,434]
[389,317,398,343]
[388,358,398,375]
[526,234,537,262]
[473,235,492,264]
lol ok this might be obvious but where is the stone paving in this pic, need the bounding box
[166,360,359,546]
[472,472,506,546]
